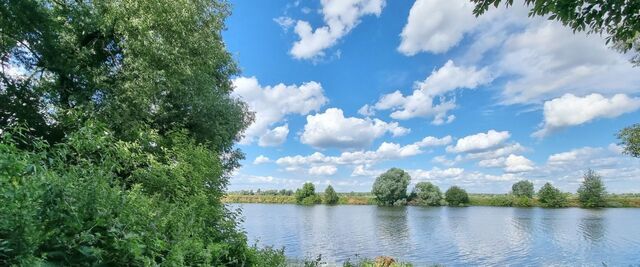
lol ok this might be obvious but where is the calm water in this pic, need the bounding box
[230,203,640,266]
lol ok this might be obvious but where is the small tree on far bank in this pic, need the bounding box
[372,168,411,206]
[295,182,320,205]
[412,182,442,206]
[537,183,568,208]
[512,180,534,198]
[577,169,607,208]
[445,186,469,206]
[324,185,339,205]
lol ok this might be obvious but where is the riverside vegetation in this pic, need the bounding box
[225,169,640,208]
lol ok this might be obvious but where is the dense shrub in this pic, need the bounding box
[578,169,607,208]
[296,182,320,205]
[511,180,534,198]
[445,186,470,206]
[324,185,339,205]
[372,168,411,206]
[538,183,568,208]
[412,182,443,206]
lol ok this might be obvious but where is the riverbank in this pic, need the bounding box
[223,193,640,208]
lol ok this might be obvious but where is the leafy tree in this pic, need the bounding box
[578,169,607,208]
[295,182,320,205]
[445,186,470,206]
[538,182,568,208]
[0,0,284,265]
[372,168,411,206]
[511,180,534,198]
[470,0,640,65]
[324,185,339,205]
[412,182,443,206]
[618,123,640,157]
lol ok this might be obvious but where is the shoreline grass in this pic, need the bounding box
[223,193,640,208]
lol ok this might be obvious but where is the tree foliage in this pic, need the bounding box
[372,168,411,206]
[537,182,568,208]
[0,0,285,265]
[511,180,534,198]
[617,123,640,158]
[445,186,470,206]
[295,182,320,205]
[578,169,607,208]
[470,0,640,65]
[324,185,339,205]
[412,182,442,206]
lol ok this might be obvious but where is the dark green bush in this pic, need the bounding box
[537,183,568,208]
[578,169,607,208]
[372,168,411,206]
[296,183,320,205]
[412,182,443,206]
[324,185,339,205]
[445,186,469,206]
[511,180,534,198]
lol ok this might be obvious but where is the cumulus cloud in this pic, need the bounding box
[259,124,290,146]
[411,167,465,181]
[533,93,640,138]
[289,0,386,59]
[253,155,272,165]
[300,108,410,150]
[357,104,376,116]
[504,154,535,173]
[398,0,477,55]
[415,135,453,147]
[372,60,492,123]
[232,76,327,145]
[309,165,338,176]
[447,130,510,153]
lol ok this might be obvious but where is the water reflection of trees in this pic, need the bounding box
[373,206,412,255]
[579,210,606,243]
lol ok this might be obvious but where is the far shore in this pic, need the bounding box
[223,193,640,208]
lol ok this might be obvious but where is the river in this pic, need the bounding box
[230,203,640,266]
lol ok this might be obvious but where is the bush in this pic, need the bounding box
[537,183,568,208]
[578,169,607,208]
[324,185,339,205]
[511,180,534,198]
[372,168,411,206]
[295,182,320,205]
[412,182,442,206]
[445,186,469,206]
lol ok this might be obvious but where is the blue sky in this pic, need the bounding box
[223,0,640,193]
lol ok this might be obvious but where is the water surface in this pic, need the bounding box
[231,204,640,266]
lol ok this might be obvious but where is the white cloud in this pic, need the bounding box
[411,167,465,181]
[373,60,492,123]
[289,0,386,59]
[274,16,295,31]
[309,165,338,176]
[258,124,290,146]
[357,104,376,116]
[300,108,409,150]
[497,22,640,104]
[415,135,453,146]
[447,130,510,153]
[533,93,640,138]
[504,154,535,173]
[253,155,272,165]
[232,76,327,145]
[432,155,462,167]
[351,164,383,177]
[398,0,477,55]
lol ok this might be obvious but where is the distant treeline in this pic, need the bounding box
[226,169,640,208]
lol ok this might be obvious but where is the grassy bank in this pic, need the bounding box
[224,193,640,208]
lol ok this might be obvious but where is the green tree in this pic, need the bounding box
[412,182,443,206]
[578,169,607,208]
[324,185,339,205]
[470,0,640,65]
[0,0,284,265]
[295,182,320,205]
[372,168,411,206]
[511,180,534,198]
[618,123,640,158]
[445,186,470,206]
[537,182,568,208]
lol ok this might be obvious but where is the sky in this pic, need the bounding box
[222,0,640,193]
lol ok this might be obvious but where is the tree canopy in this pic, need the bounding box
[512,180,534,198]
[618,123,640,158]
[470,0,640,65]
[412,182,443,206]
[445,186,470,206]
[578,169,607,208]
[324,185,339,205]
[372,168,411,206]
[538,182,568,208]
